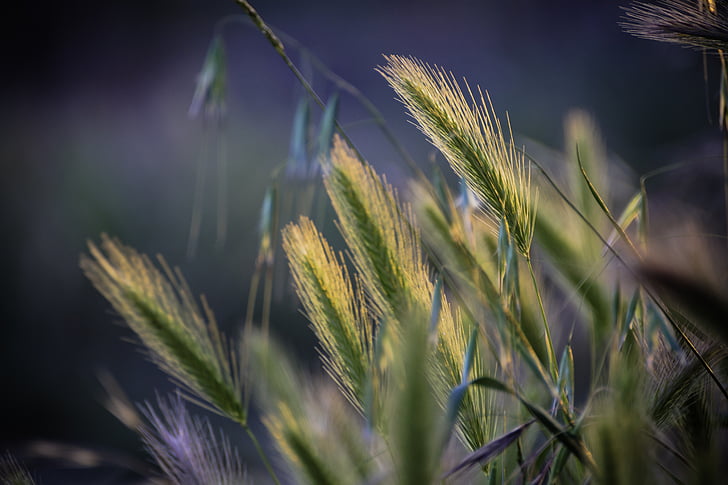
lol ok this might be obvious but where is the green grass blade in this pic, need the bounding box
[443,420,535,479]
[286,96,311,179]
[315,93,340,169]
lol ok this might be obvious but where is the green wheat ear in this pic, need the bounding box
[282,216,372,409]
[324,136,493,451]
[379,55,535,257]
[324,135,431,319]
[80,235,246,424]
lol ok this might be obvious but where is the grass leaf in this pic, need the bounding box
[443,420,535,478]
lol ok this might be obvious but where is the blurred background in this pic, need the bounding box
[1,0,724,482]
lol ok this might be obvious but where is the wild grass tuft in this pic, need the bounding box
[621,0,728,51]
[246,331,376,485]
[282,216,372,409]
[379,55,536,257]
[323,136,494,450]
[81,235,247,424]
[76,4,728,483]
[324,135,430,318]
[140,394,247,485]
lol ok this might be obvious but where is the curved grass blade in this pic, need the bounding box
[441,327,479,450]
[315,93,340,172]
[576,147,640,260]
[286,96,311,179]
[469,375,596,473]
[443,420,535,479]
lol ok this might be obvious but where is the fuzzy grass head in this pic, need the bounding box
[81,235,246,423]
[140,394,246,485]
[621,0,728,51]
[379,55,536,257]
[319,137,493,451]
[324,135,431,318]
[282,215,372,409]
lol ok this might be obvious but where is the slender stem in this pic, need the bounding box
[216,117,228,249]
[526,257,558,383]
[261,261,274,339]
[245,263,262,327]
[526,256,574,427]
[233,0,365,163]
[244,424,282,485]
[214,13,423,178]
[187,125,210,259]
[723,129,728,253]
[269,30,420,175]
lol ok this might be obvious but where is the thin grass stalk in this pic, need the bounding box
[232,0,366,163]
[273,31,421,176]
[261,258,274,338]
[187,131,209,258]
[213,14,423,177]
[244,426,281,485]
[244,266,262,329]
[216,117,228,248]
[525,258,559,385]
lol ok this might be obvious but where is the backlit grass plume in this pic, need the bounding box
[81,235,246,424]
[621,0,728,51]
[319,137,492,450]
[247,331,377,485]
[140,394,246,485]
[281,216,372,409]
[379,55,536,257]
[324,136,432,319]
